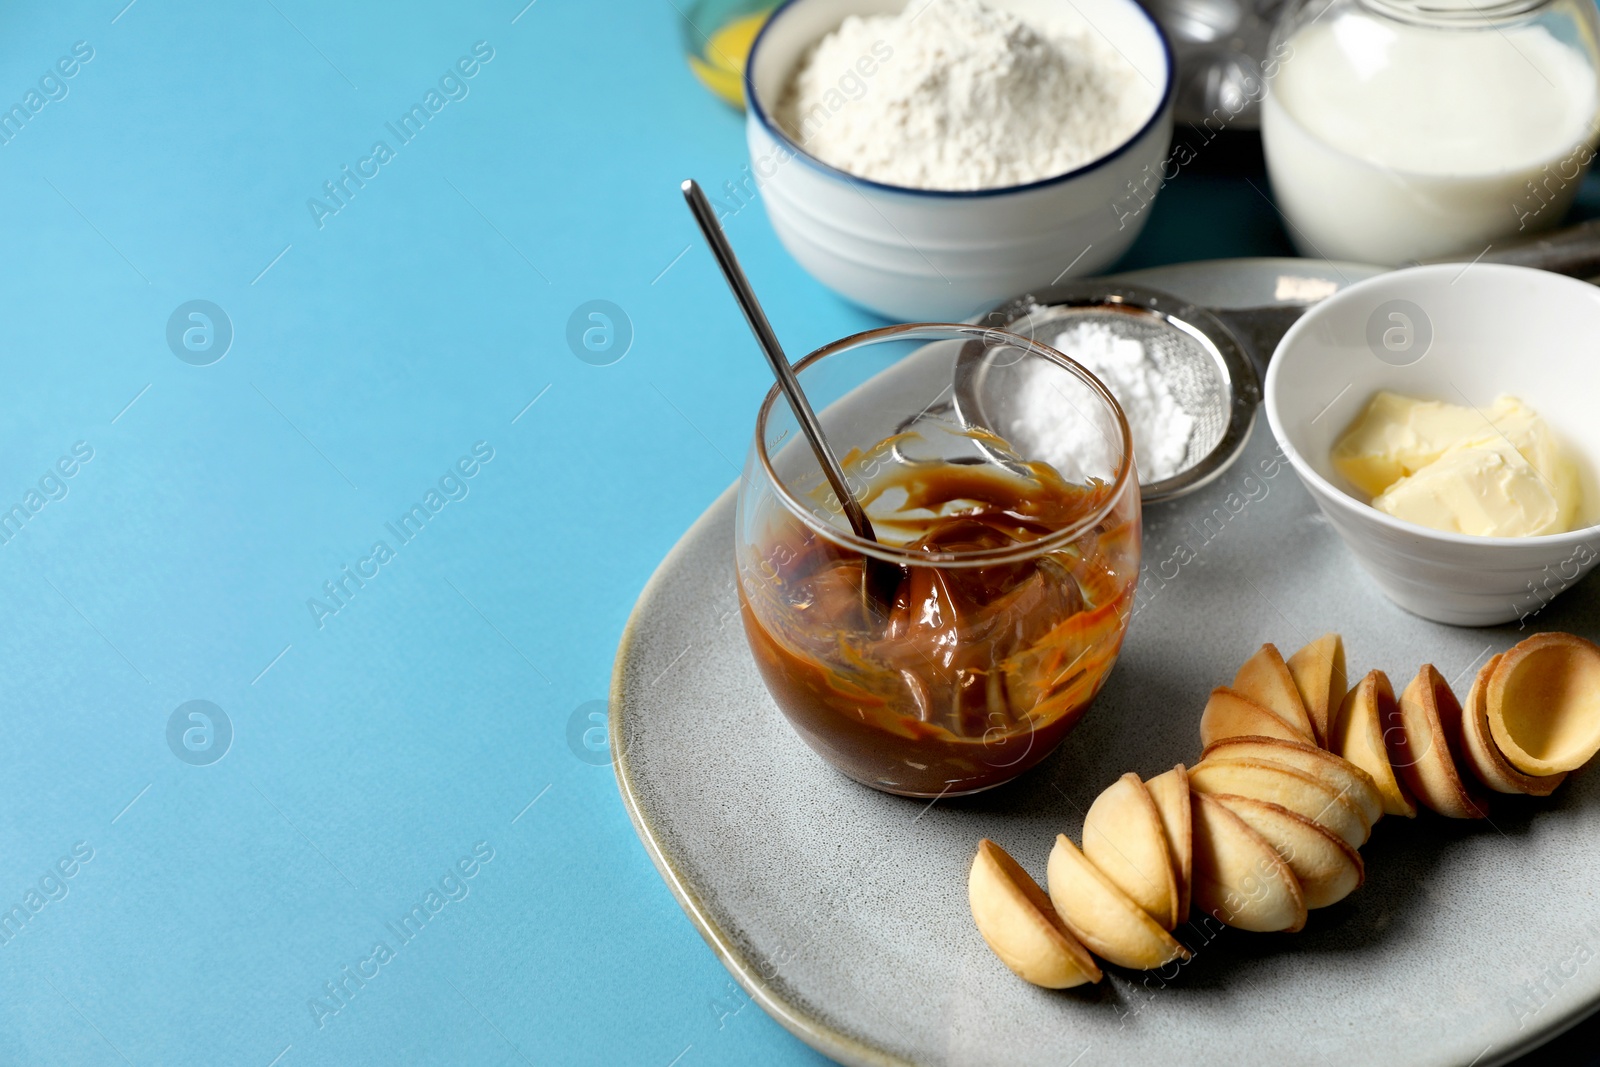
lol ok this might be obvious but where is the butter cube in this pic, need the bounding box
[1373,437,1562,537]
[1331,391,1488,497]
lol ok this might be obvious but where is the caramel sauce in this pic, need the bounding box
[740,453,1139,796]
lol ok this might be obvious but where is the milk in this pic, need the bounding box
[1263,14,1600,265]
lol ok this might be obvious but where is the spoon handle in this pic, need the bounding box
[680,179,879,545]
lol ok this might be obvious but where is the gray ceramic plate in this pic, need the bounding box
[611,258,1600,1067]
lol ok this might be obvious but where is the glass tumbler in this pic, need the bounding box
[735,324,1142,798]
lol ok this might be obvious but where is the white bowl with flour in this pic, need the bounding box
[744,0,1176,321]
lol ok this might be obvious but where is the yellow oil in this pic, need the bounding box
[687,11,769,109]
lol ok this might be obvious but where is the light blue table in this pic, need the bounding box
[2,2,1596,1065]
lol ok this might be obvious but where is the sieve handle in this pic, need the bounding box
[1210,304,1308,374]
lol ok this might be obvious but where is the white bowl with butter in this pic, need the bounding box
[1264,263,1600,626]
[1333,392,1582,539]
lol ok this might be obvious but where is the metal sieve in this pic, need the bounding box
[958,281,1271,504]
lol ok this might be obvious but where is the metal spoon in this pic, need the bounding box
[681,179,900,609]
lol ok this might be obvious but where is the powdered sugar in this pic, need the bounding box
[774,0,1156,191]
[1015,321,1196,484]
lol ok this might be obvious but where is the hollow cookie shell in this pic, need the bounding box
[1201,735,1384,829]
[1082,773,1179,930]
[969,840,1102,988]
[1208,794,1364,909]
[1189,792,1307,933]
[1144,765,1193,926]
[1233,643,1319,740]
[1200,687,1311,749]
[1189,757,1369,848]
[1047,835,1190,970]
[1486,632,1600,777]
[1458,654,1566,796]
[1332,670,1417,818]
[1387,665,1487,820]
[1286,633,1347,748]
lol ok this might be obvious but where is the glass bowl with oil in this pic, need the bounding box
[679,0,773,108]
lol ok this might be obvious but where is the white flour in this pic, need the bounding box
[775,0,1155,191]
[1015,322,1195,484]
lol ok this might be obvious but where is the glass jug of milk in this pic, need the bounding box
[1262,0,1600,265]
